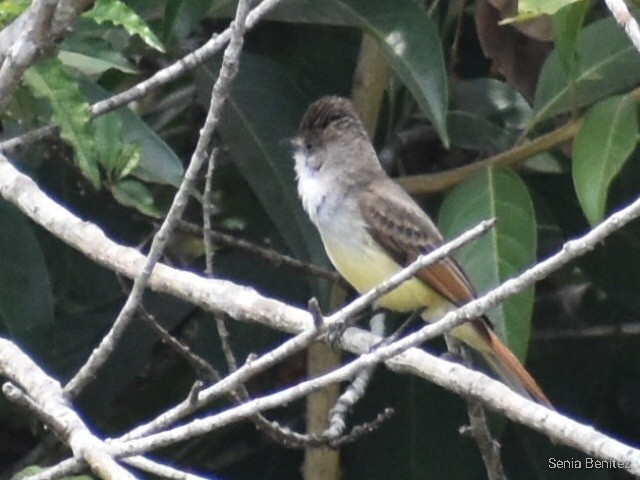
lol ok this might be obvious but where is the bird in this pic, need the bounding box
[291,96,551,407]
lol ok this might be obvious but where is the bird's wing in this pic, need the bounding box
[358,180,477,307]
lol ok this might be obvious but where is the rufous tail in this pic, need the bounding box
[452,321,552,408]
[481,328,552,408]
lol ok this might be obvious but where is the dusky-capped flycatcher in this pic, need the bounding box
[292,96,550,407]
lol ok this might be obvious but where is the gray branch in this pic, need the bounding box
[0,338,136,480]
[604,0,640,53]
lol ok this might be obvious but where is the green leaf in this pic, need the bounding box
[58,49,137,76]
[520,0,583,16]
[79,80,184,187]
[533,15,640,125]
[0,0,28,26]
[23,59,101,187]
[329,0,449,145]
[448,111,517,152]
[196,53,327,267]
[110,179,162,217]
[94,113,141,182]
[85,0,165,52]
[552,0,588,76]
[58,36,137,76]
[164,0,213,43]
[573,95,639,225]
[0,198,54,360]
[438,168,537,359]
[12,465,92,480]
[448,78,531,151]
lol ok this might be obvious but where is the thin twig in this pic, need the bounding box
[63,0,252,399]
[323,366,376,441]
[177,220,345,286]
[446,337,506,480]
[203,148,219,276]
[215,314,238,373]
[533,321,640,341]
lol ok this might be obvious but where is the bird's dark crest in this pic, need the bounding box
[299,96,358,133]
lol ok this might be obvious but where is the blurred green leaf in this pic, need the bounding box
[94,112,141,182]
[448,78,531,151]
[438,168,536,359]
[58,36,137,76]
[23,59,101,187]
[0,0,28,26]
[552,0,588,76]
[85,0,164,52]
[520,0,583,16]
[79,81,184,187]
[533,15,640,125]
[578,149,640,312]
[12,465,92,480]
[164,0,213,43]
[197,53,327,267]
[0,199,54,359]
[448,111,515,152]
[58,49,136,76]
[573,95,638,225]
[332,0,449,144]
[111,179,162,217]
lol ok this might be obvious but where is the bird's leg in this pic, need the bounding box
[369,307,425,350]
[441,333,466,363]
[327,305,378,348]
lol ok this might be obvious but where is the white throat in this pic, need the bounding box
[294,150,330,225]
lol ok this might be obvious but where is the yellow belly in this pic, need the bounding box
[324,235,490,352]
[324,237,447,314]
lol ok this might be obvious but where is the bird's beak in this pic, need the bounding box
[288,136,303,151]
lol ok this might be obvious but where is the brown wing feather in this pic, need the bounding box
[359,181,476,306]
[358,180,552,407]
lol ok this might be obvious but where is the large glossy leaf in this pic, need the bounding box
[331,0,449,144]
[533,15,640,126]
[0,198,54,358]
[196,53,327,267]
[573,95,639,225]
[438,168,537,359]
